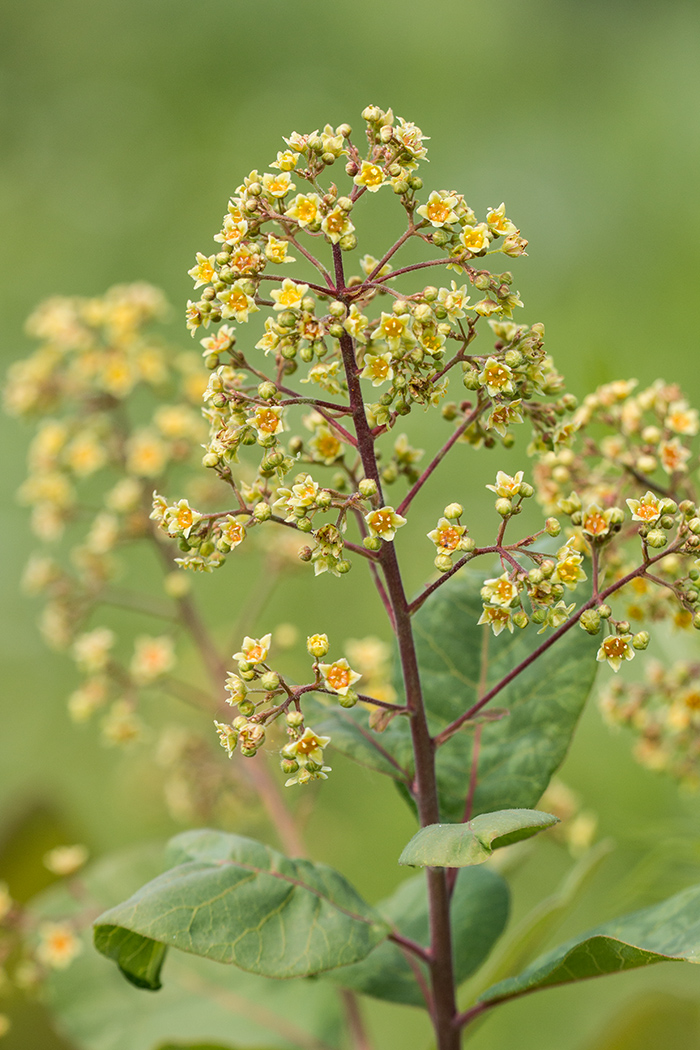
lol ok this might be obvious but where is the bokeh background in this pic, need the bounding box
[3,0,700,1046]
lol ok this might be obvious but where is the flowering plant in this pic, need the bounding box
[6,105,700,1050]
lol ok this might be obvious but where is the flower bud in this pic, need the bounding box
[545,517,561,537]
[632,631,650,650]
[660,498,678,515]
[339,690,358,708]
[495,498,512,518]
[260,671,280,691]
[434,554,454,573]
[519,482,534,498]
[444,503,463,519]
[688,518,700,535]
[531,609,546,624]
[512,611,529,629]
[298,546,313,562]
[253,502,272,522]
[296,517,313,533]
[646,529,667,548]
[286,710,304,727]
[358,478,378,498]
[257,381,277,400]
[307,633,329,658]
[336,559,351,574]
[541,559,556,578]
[598,604,612,619]
[363,535,382,551]
[339,233,358,251]
[237,700,256,717]
[280,758,299,775]
[579,609,601,635]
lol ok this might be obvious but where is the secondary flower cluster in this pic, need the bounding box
[214,631,370,785]
[599,659,700,787]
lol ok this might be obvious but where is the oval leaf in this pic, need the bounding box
[398,809,559,868]
[94,830,389,986]
[323,866,509,1006]
[479,883,700,1005]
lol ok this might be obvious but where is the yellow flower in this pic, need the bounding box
[478,357,515,397]
[219,281,259,323]
[251,405,285,439]
[306,633,329,658]
[360,352,394,386]
[428,518,470,555]
[309,427,343,465]
[626,491,661,523]
[321,207,355,244]
[36,922,83,970]
[262,171,295,198]
[72,627,115,673]
[597,634,635,673]
[665,400,699,436]
[659,437,691,474]
[270,149,298,172]
[130,635,176,684]
[477,606,514,636]
[344,304,369,341]
[581,503,614,539]
[486,203,517,236]
[486,470,524,498]
[481,574,520,608]
[436,282,470,320]
[485,400,524,437]
[220,515,246,549]
[416,191,459,227]
[553,539,588,590]
[187,252,217,288]
[165,498,203,539]
[377,312,413,350]
[264,235,295,264]
[285,193,322,227]
[233,634,272,664]
[459,224,491,255]
[200,325,236,356]
[126,429,169,478]
[318,659,362,696]
[214,215,248,246]
[271,279,309,311]
[354,161,386,192]
[365,506,407,541]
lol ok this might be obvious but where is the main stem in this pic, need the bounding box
[333,246,459,1050]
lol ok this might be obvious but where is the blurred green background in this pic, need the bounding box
[3,0,700,1046]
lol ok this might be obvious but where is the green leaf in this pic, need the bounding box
[94,830,389,987]
[479,883,700,1005]
[398,809,559,868]
[311,571,598,822]
[323,866,509,1006]
[35,845,344,1050]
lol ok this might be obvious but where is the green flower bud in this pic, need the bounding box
[528,568,545,585]
[512,611,529,629]
[260,672,280,691]
[558,493,582,515]
[463,371,481,390]
[358,478,378,498]
[423,286,438,302]
[679,500,697,517]
[442,402,458,421]
[239,667,257,682]
[339,233,357,251]
[364,535,382,551]
[298,546,313,562]
[339,690,358,708]
[541,559,556,578]
[598,604,612,619]
[253,502,271,522]
[286,710,305,727]
[204,353,220,370]
[545,517,561,537]
[280,757,299,775]
[495,498,512,518]
[336,559,351,574]
[646,529,667,548]
[616,621,630,634]
[434,554,454,573]
[519,482,534,498]
[202,452,220,468]
[579,609,601,635]
[660,498,678,515]
[444,503,463,519]
[531,609,546,624]
[237,700,256,717]
[316,490,333,509]
[693,613,700,630]
[296,517,313,533]
[632,631,650,650]
[688,518,700,535]
[257,381,277,400]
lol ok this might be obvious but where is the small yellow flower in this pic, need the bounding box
[365,506,407,541]
[165,498,203,539]
[486,470,524,498]
[427,518,470,555]
[485,400,524,437]
[270,149,298,172]
[477,606,514,636]
[36,922,83,970]
[665,400,699,436]
[478,357,515,397]
[354,161,386,192]
[284,727,332,763]
[233,634,272,664]
[43,845,89,876]
[436,282,470,320]
[659,437,691,474]
[262,171,295,198]
[307,633,329,658]
[343,304,369,340]
[126,429,169,478]
[219,282,259,323]
[553,539,588,590]
[459,224,491,255]
[394,117,429,159]
[318,659,362,696]
[251,405,285,439]
[485,203,517,236]
[597,634,635,673]
[214,215,248,246]
[416,191,459,228]
[360,352,394,386]
[271,279,309,311]
[321,207,355,244]
[187,252,217,288]
[581,504,614,539]
[377,312,413,350]
[309,427,343,465]
[214,720,238,757]
[626,491,661,523]
[481,574,520,608]
[130,635,176,684]
[264,235,295,264]
[220,515,246,549]
[285,193,322,227]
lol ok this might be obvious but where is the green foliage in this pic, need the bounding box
[480,883,700,1005]
[323,866,509,1007]
[398,810,558,869]
[94,830,389,987]
[312,572,598,821]
[38,847,343,1050]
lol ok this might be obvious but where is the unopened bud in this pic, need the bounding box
[545,517,561,537]
[495,498,512,518]
[358,478,378,498]
[307,633,329,658]
[598,604,612,619]
[579,609,601,635]
[237,700,256,717]
[646,529,667,548]
[339,691,358,708]
[632,631,650,650]
[260,671,280,691]
[512,611,529,629]
[444,503,463,519]
[253,502,272,522]
[286,710,305,727]
[434,554,454,573]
